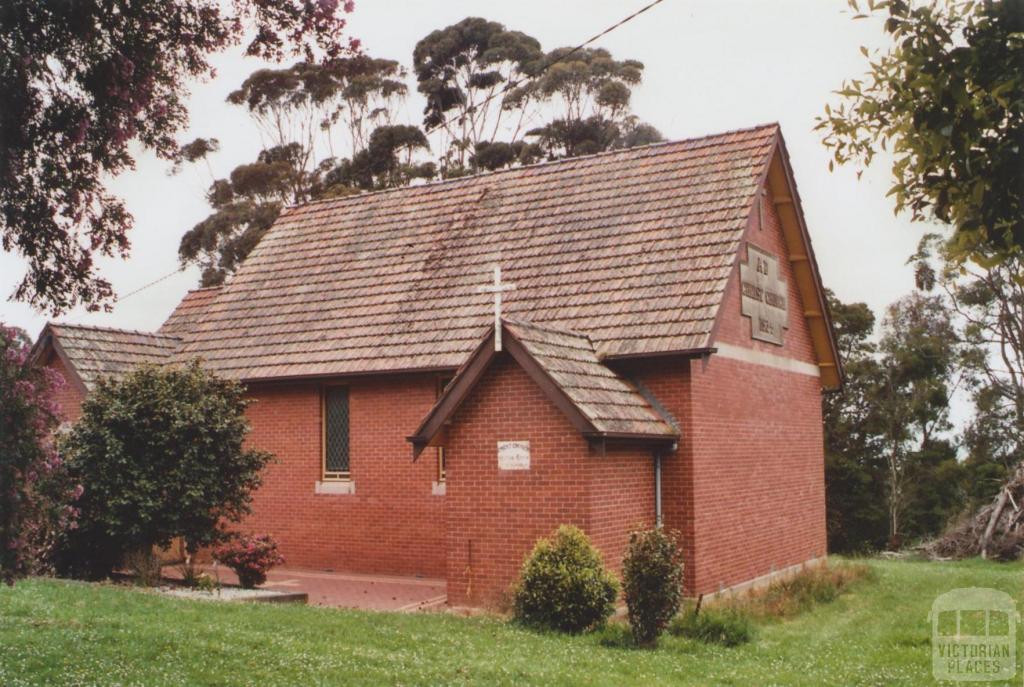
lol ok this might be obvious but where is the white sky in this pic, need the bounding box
[0,0,946,365]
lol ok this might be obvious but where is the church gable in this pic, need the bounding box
[408,318,677,458]
[708,137,842,389]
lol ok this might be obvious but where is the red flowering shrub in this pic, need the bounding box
[0,324,80,583]
[214,534,284,589]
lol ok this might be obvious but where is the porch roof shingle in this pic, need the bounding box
[503,318,676,438]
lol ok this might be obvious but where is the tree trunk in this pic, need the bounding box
[980,488,1010,559]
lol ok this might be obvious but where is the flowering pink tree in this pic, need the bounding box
[0,324,80,583]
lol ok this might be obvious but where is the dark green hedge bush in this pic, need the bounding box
[512,525,618,634]
[57,362,272,579]
[622,527,684,646]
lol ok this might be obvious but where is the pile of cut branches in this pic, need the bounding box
[925,462,1024,561]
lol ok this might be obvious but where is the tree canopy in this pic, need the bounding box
[818,0,1024,266]
[824,289,977,552]
[413,17,543,173]
[177,54,430,286]
[0,0,357,314]
[913,232,1024,510]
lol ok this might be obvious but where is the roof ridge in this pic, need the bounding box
[49,322,181,341]
[502,316,593,343]
[283,122,780,214]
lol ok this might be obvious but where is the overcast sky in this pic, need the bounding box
[1,0,942,340]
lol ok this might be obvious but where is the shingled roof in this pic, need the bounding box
[504,319,676,438]
[32,324,181,391]
[174,124,782,381]
[159,286,222,336]
[409,318,678,456]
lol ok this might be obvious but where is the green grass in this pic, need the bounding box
[0,558,1021,686]
[668,605,755,647]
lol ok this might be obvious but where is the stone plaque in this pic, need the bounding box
[498,441,530,470]
[739,244,789,345]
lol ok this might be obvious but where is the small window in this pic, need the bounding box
[436,376,454,482]
[323,386,350,480]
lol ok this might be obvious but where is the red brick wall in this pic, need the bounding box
[587,444,656,579]
[444,355,655,606]
[240,373,448,578]
[615,192,827,595]
[685,356,825,594]
[44,353,85,425]
[616,358,696,589]
[685,193,825,593]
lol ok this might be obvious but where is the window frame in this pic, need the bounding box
[321,384,351,481]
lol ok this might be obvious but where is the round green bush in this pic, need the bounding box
[622,527,684,646]
[512,525,619,634]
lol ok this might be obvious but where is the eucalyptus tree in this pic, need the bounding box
[510,47,663,158]
[178,56,420,286]
[413,17,544,174]
[822,291,889,551]
[913,233,1024,507]
[874,293,962,543]
[323,125,435,191]
[227,57,409,165]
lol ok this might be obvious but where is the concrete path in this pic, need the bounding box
[166,565,447,611]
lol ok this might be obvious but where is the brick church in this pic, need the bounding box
[32,124,841,606]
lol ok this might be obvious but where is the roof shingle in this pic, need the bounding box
[503,318,676,438]
[159,286,222,336]
[174,124,779,380]
[45,324,181,390]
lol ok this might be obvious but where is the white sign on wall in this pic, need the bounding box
[497,441,531,470]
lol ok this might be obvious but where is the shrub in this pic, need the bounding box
[175,540,203,588]
[669,605,754,647]
[214,534,285,589]
[196,573,220,593]
[622,527,683,646]
[0,324,80,583]
[57,362,273,579]
[512,525,619,634]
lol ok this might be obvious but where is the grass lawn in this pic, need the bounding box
[0,558,1020,686]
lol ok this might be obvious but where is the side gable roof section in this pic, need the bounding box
[30,323,181,392]
[408,318,678,459]
[701,129,843,390]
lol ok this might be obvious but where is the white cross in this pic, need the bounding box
[477,265,516,351]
